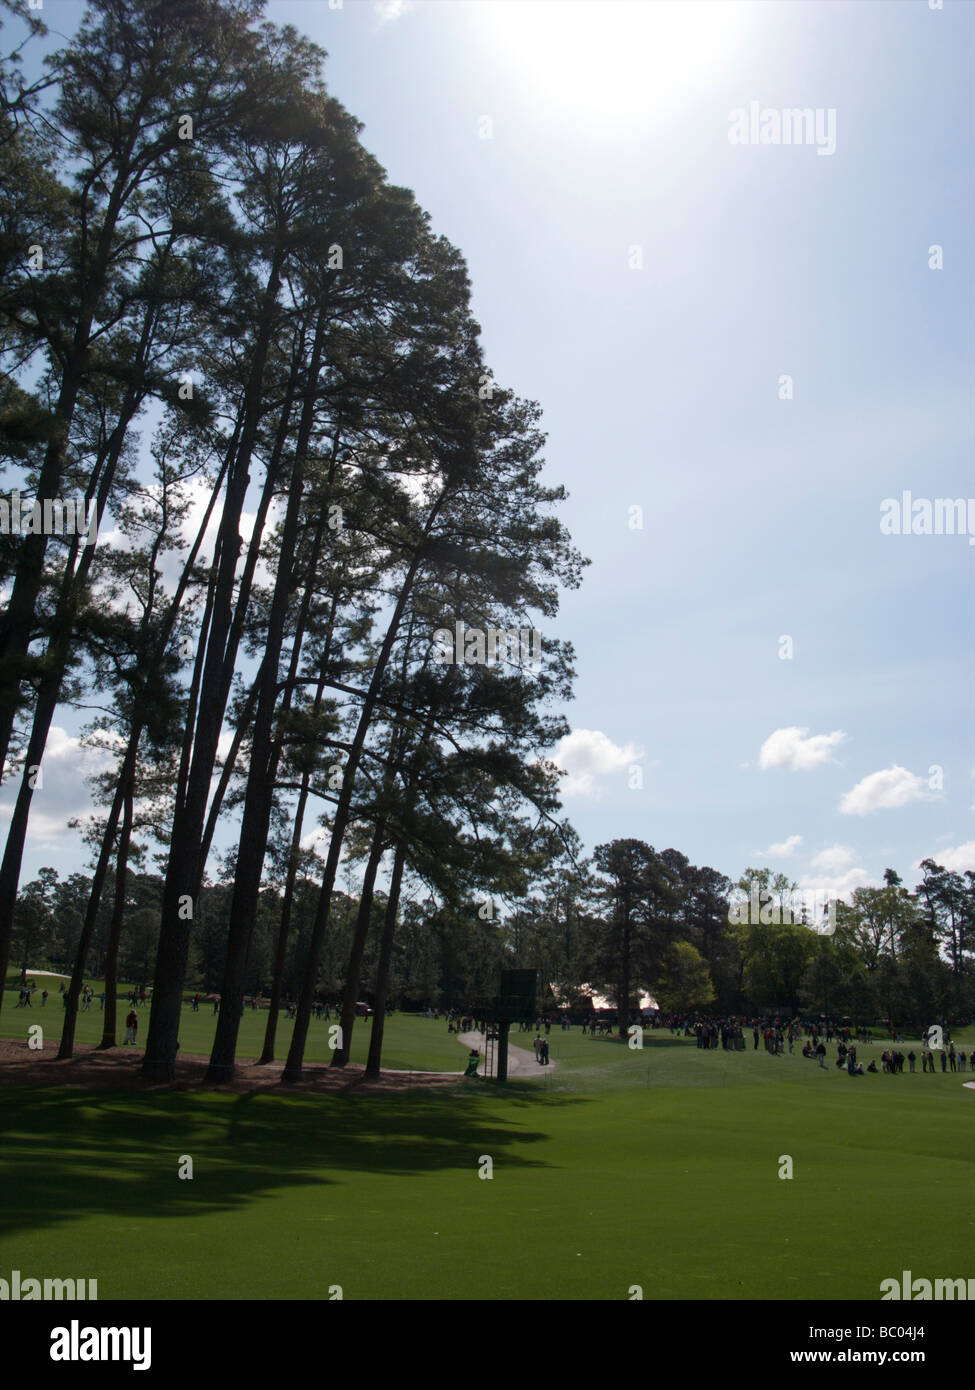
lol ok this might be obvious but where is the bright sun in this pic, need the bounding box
[471,0,746,128]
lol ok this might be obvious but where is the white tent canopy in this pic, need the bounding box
[552,982,658,1011]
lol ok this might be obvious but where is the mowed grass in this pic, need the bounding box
[1,1014,972,1299]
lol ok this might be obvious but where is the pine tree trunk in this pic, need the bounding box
[0,385,142,1015]
[58,745,136,1057]
[281,541,432,1082]
[260,772,312,1064]
[331,823,386,1068]
[0,161,134,774]
[207,319,326,1082]
[257,590,335,1065]
[99,784,134,1050]
[0,230,171,974]
[364,842,406,1079]
[619,909,631,1040]
[142,258,289,1081]
[56,436,229,1044]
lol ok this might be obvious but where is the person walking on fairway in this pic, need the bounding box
[124,1009,138,1046]
[533,1034,542,1062]
[540,1038,550,1066]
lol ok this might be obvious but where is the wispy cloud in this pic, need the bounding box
[374,0,415,25]
[799,865,876,899]
[760,834,803,857]
[810,844,856,872]
[913,841,975,874]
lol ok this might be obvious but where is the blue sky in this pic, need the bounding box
[5,0,974,901]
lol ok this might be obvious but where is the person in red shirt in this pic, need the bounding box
[124,1009,138,1045]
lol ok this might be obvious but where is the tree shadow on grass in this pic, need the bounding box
[0,1084,592,1240]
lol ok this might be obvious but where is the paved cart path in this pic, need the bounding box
[457,1030,557,1078]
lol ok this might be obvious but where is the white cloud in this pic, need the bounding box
[799,866,876,900]
[552,728,643,799]
[810,844,856,873]
[299,821,352,874]
[0,727,117,852]
[44,725,83,761]
[914,841,975,874]
[0,803,80,850]
[759,726,846,771]
[761,834,803,857]
[299,825,330,858]
[374,0,414,23]
[838,766,933,816]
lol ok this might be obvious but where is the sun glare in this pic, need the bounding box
[472,0,745,128]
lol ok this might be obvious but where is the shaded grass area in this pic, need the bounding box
[0,1027,971,1299]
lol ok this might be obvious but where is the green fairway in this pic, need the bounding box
[1,1015,972,1299]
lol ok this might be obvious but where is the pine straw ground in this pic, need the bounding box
[0,1037,462,1095]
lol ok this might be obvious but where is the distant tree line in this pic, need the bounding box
[11,848,974,1035]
